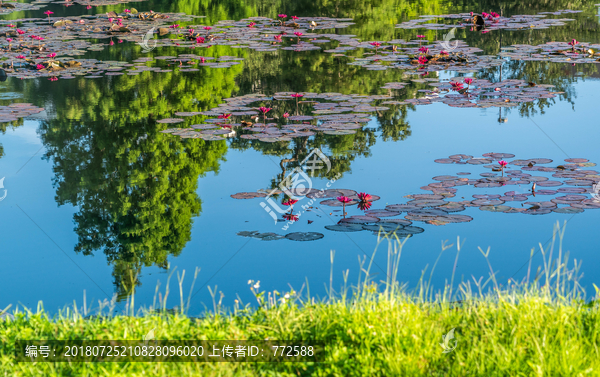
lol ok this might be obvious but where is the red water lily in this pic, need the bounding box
[357,201,372,211]
[357,192,372,202]
[283,199,298,206]
[218,113,232,120]
[418,56,428,65]
[337,196,352,216]
[283,213,299,222]
[450,82,464,91]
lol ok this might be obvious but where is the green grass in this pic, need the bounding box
[1,222,599,376]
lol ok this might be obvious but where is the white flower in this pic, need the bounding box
[247,280,252,285]
[253,281,260,289]
[284,293,290,299]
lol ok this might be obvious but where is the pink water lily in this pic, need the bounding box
[450,81,464,91]
[418,55,428,65]
[196,36,205,43]
[283,112,289,118]
[86,5,92,9]
[499,160,508,176]
[291,93,303,98]
[291,16,299,21]
[440,50,449,56]
[248,22,256,28]
[357,192,372,202]
[49,77,58,81]
[259,106,271,122]
[418,46,429,54]
[36,64,45,70]
[124,9,131,13]
[218,113,232,120]
[17,29,25,35]
[16,54,25,59]
[278,14,287,18]
[337,196,352,216]
[274,35,282,41]
[203,26,212,31]
[464,78,473,85]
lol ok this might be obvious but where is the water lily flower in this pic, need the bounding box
[44,11,54,16]
[274,35,282,41]
[283,213,299,222]
[283,112,289,118]
[196,36,205,43]
[491,12,500,18]
[291,16,299,21]
[259,107,271,114]
[418,55,428,65]
[17,29,25,35]
[418,46,429,54]
[291,93,303,98]
[450,81,464,91]
[357,201,372,211]
[79,20,85,24]
[16,54,25,59]
[357,192,372,202]
[169,24,180,28]
[124,9,131,13]
[118,39,123,43]
[49,77,58,81]
[8,24,16,28]
[218,113,232,120]
[203,26,212,31]
[337,196,352,216]
[283,199,298,206]
[464,78,473,85]
[109,39,114,46]
[199,57,206,63]
[278,14,287,18]
[417,34,425,38]
[498,160,508,168]
[482,12,488,18]
[47,52,56,59]
[294,31,303,42]
[36,63,45,70]
[248,22,256,28]
[86,5,92,9]
[440,50,449,56]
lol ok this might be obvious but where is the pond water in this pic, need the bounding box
[1,0,600,314]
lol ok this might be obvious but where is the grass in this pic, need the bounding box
[1,222,599,376]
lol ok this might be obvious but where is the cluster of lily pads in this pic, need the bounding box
[0,1,47,15]
[0,5,593,81]
[500,41,600,63]
[395,10,578,32]
[0,103,45,123]
[230,153,599,241]
[406,78,559,108]
[159,91,396,141]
